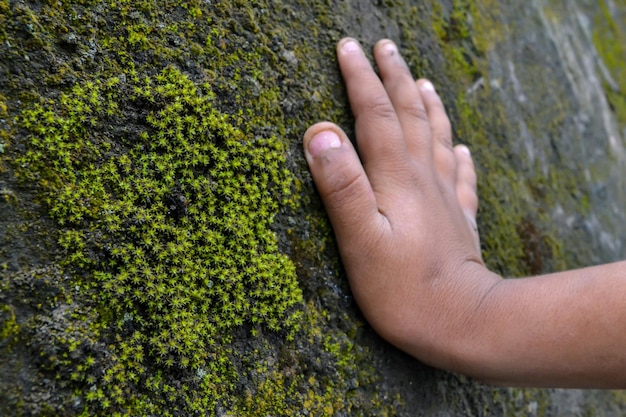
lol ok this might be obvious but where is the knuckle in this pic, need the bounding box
[434,116,452,137]
[459,184,479,205]
[343,217,389,262]
[435,133,454,150]
[433,148,457,175]
[398,100,429,123]
[321,169,364,211]
[358,93,397,121]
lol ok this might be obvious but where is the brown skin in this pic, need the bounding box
[302,38,626,389]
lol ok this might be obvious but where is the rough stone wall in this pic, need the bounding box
[1,0,625,415]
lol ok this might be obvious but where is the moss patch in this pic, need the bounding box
[17,63,304,414]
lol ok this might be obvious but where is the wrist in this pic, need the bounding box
[392,260,503,376]
[428,261,505,378]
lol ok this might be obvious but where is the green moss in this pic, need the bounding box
[18,65,303,413]
[0,304,19,345]
[592,0,626,128]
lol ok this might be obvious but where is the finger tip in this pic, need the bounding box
[418,79,436,92]
[374,38,395,48]
[337,37,361,54]
[338,37,357,45]
[455,144,471,156]
[454,145,475,168]
[303,123,345,159]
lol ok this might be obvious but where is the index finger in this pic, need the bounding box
[337,38,412,191]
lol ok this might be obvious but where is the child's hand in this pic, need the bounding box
[303,38,501,371]
[304,38,626,389]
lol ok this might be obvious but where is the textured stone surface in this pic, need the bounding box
[1,0,625,415]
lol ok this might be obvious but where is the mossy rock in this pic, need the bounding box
[1,0,626,415]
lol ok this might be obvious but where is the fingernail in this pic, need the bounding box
[421,81,436,92]
[457,144,471,155]
[342,40,360,53]
[383,41,397,54]
[308,131,341,157]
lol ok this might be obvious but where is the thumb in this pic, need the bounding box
[303,122,380,245]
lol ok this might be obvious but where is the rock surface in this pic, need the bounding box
[1,0,625,415]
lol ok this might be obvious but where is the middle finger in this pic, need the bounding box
[337,38,412,192]
[374,40,433,164]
